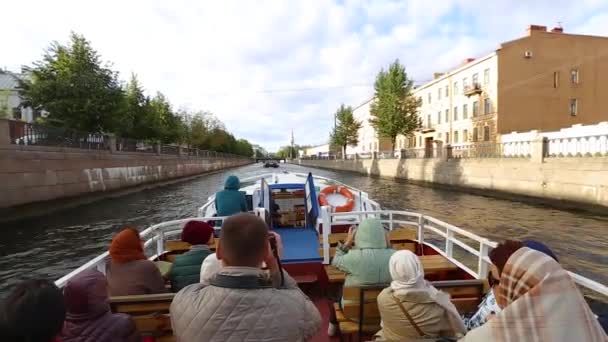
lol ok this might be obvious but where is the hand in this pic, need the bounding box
[264,231,283,272]
[344,226,356,248]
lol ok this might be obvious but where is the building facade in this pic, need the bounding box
[346,98,391,155]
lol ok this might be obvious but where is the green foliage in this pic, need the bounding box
[19,32,123,132]
[330,104,361,158]
[369,59,422,150]
[0,89,10,118]
[276,145,299,159]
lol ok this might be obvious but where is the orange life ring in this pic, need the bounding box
[318,186,355,212]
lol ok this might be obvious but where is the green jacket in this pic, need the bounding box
[215,176,248,217]
[332,218,395,288]
[171,246,213,292]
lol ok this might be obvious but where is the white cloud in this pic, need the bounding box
[2,0,607,151]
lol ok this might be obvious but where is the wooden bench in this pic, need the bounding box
[165,240,217,263]
[431,279,485,314]
[109,293,175,341]
[335,285,386,341]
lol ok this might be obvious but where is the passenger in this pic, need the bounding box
[59,270,139,342]
[171,213,321,341]
[214,175,247,216]
[199,253,220,285]
[461,248,606,341]
[106,227,167,296]
[464,239,523,330]
[0,279,66,342]
[170,221,215,292]
[375,250,467,341]
[329,218,395,336]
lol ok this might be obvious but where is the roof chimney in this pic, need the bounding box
[527,25,547,35]
[433,72,445,79]
[551,26,563,33]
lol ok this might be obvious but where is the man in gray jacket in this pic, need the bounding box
[170,213,322,342]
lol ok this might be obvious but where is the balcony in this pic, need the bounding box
[464,83,482,97]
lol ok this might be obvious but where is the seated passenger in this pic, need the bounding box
[375,250,466,341]
[465,240,523,330]
[170,213,321,341]
[461,248,606,341]
[214,175,247,216]
[106,227,167,296]
[329,218,395,335]
[170,221,215,292]
[199,253,220,285]
[0,279,66,342]
[59,270,139,342]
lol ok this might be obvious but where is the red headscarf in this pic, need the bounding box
[181,221,214,245]
[109,227,146,263]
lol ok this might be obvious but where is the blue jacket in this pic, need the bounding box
[215,176,247,216]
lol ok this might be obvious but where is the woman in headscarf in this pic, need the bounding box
[328,218,395,336]
[59,270,139,342]
[106,227,167,296]
[461,247,606,341]
[170,221,215,292]
[375,250,466,341]
[199,253,221,285]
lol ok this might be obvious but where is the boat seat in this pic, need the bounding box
[335,285,386,341]
[109,293,175,340]
[431,279,485,314]
[388,228,417,242]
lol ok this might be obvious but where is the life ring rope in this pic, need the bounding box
[318,185,355,213]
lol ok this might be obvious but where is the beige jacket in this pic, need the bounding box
[170,267,321,342]
[375,287,455,341]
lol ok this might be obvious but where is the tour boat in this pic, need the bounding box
[54,171,608,341]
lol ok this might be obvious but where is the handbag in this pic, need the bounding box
[391,293,431,338]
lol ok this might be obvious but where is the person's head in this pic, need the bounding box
[488,240,524,283]
[389,250,425,290]
[200,253,221,285]
[63,269,109,320]
[0,279,66,342]
[224,176,240,190]
[109,227,146,264]
[181,221,215,246]
[354,218,389,249]
[217,213,269,267]
[522,240,558,262]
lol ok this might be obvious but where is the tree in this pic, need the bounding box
[19,32,123,132]
[369,59,421,151]
[276,145,299,159]
[330,104,362,159]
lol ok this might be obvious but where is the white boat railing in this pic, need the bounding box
[319,207,608,299]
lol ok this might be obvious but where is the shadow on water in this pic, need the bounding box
[1,162,607,303]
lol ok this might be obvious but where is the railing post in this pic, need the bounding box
[478,242,490,279]
[156,143,162,155]
[0,119,11,145]
[443,145,452,161]
[417,215,425,246]
[106,134,117,153]
[445,229,454,258]
[321,206,331,265]
[530,136,545,163]
[389,212,394,230]
[399,149,406,159]
[156,231,165,257]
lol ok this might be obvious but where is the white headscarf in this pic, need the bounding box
[389,250,467,336]
[200,253,221,285]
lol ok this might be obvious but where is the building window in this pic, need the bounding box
[445,109,449,122]
[454,131,459,143]
[473,101,479,116]
[473,127,478,142]
[446,132,450,143]
[419,136,422,147]
[570,99,578,116]
[369,143,372,151]
[472,73,479,85]
[462,77,468,93]
[453,106,458,121]
[12,107,22,120]
[463,129,469,142]
[438,132,442,140]
[483,126,490,141]
[427,114,431,128]
[445,85,449,97]
[484,98,491,115]
[428,93,431,103]
[438,111,441,124]
[453,81,459,95]
[553,71,559,88]
[463,104,468,119]
[571,69,579,84]
[484,69,490,85]
[438,88,442,100]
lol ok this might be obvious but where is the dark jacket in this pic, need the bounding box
[215,176,247,216]
[170,246,213,292]
[106,259,168,296]
[59,270,139,342]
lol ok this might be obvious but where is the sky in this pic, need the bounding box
[3,0,608,151]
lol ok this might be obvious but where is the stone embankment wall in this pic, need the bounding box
[296,157,608,209]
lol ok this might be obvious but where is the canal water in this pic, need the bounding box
[1,163,607,296]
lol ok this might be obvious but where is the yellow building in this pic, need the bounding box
[398,24,608,151]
